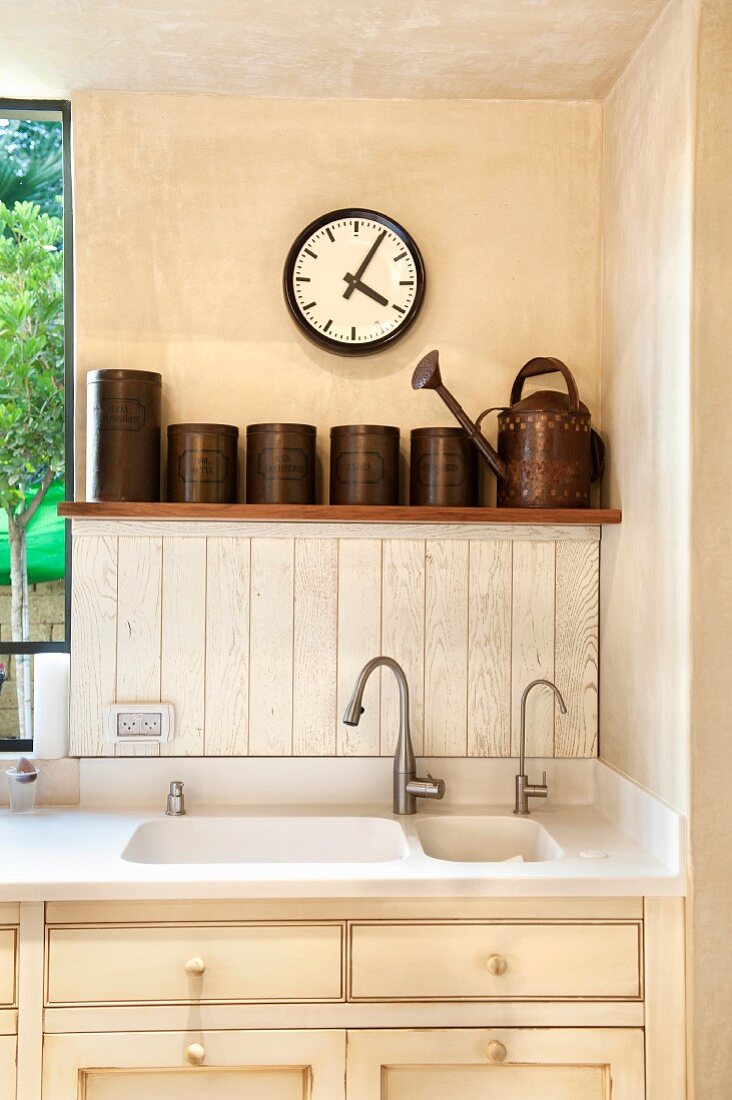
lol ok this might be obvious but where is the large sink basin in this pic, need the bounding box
[416,815,564,863]
[122,816,408,865]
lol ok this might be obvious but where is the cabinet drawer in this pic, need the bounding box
[46,923,344,1005]
[349,922,641,1000]
[0,931,16,1008]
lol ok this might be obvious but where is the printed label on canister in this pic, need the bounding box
[99,398,146,431]
[416,452,466,487]
[257,448,308,481]
[177,449,228,484]
[335,451,385,484]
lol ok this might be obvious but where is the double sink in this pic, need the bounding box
[122,813,564,866]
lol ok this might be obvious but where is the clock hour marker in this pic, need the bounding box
[303,301,316,310]
[304,248,318,259]
[323,319,333,332]
[354,221,359,235]
[392,304,406,314]
[393,251,407,262]
[296,276,311,282]
[351,326,356,340]
[326,228,335,242]
[399,280,414,286]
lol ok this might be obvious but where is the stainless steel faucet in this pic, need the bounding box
[165,780,186,816]
[343,656,446,815]
[514,679,567,815]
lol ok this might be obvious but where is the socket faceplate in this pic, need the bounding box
[105,704,175,743]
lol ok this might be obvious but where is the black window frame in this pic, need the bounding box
[0,99,73,752]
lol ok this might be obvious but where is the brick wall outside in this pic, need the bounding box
[0,579,65,737]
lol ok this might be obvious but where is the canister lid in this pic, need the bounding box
[410,426,469,438]
[167,423,239,436]
[330,424,400,437]
[86,368,162,385]
[246,423,316,435]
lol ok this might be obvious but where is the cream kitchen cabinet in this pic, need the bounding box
[42,1029,346,1099]
[346,1027,645,1100]
[31,897,684,1100]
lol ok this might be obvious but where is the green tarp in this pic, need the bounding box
[0,481,66,585]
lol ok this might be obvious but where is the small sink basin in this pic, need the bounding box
[416,815,563,863]
[122,816,408,865]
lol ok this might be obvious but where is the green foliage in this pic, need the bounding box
[0,120,63,219]
[0,201,65,516]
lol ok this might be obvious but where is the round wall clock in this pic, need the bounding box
[283,208,425,355]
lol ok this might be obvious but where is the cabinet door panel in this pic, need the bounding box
[0,1036,15,1100]
[384,1065,605,1099]
[82,1067,308,1100]
[346,1028,644,1100]
[43,1030,345,1100]
[0,931,16,1007]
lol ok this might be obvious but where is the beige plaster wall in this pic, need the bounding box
[689,0,732,1091]
[599,0,698,813]
[71,92,603,502]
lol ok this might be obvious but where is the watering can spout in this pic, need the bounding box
[411,351,508,481]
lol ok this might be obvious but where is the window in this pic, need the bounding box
[0,100,72,751]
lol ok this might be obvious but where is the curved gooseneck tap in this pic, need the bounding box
[515,678,567,816]
[343,656,445,815]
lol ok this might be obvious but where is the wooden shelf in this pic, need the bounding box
[59,502,621,525]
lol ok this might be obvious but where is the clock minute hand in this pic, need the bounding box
[342,274,389,307]
[343,229,386,300]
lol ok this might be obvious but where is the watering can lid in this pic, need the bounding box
[510,389,590,415]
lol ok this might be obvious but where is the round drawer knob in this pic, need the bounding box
[184,956,206,977]
[185,1043,206,1066]
[486,1039,508,1064]
[486,953,508,976]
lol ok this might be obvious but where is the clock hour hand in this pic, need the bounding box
[342,273,389,307]
[343,229,386,300]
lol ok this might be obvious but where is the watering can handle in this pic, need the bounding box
[510,357,581,412]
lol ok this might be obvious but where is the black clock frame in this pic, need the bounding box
[283,208,426,356]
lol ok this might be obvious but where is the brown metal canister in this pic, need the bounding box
[167,423,239,504]
[330,425,400,506]
[410,427,479,507]
[86,369,162,501]
[246,423,316,504]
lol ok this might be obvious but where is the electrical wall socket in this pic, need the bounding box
[105,704,175,744]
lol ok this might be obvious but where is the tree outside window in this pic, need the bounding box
[0,111,68,743]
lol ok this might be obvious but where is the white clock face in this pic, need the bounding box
[284,210,424,355]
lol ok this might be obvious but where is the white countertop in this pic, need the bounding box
[0,759,685,900]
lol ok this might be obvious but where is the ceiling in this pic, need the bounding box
[2,0,669,101]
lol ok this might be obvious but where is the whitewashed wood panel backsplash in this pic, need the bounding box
[70,521,600,758]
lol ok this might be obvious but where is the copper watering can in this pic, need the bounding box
[412,350,605,508]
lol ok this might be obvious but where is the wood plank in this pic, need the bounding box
[337,540,382,755]
[69,535,117,756]
[204,538,250,755]
[644,897,687,1100]
[115,537,162,757]
[511,540,556,757]
[59,501,622,525]
[71,519,602,542]
[160,538,206,756]
[424,540,469,756]
[248,538,294,755]
[555,539,599,757]
[381,540,425,756]
[293,539,338,755]
[468,540,512,756]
